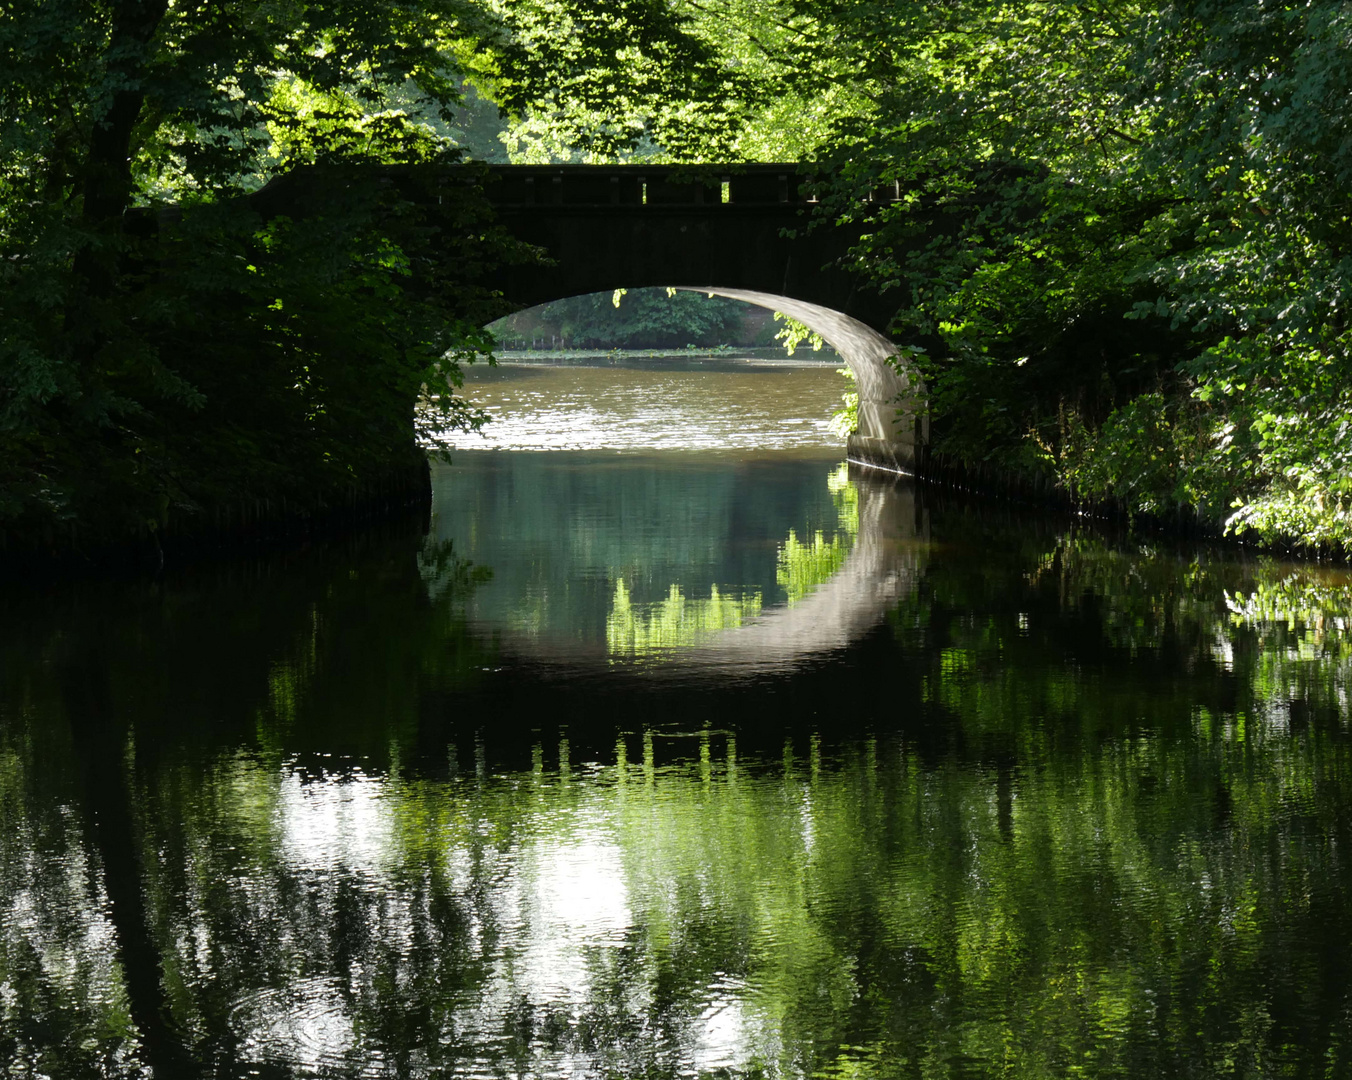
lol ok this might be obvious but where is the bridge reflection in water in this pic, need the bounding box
[677,467,924,671]
[428,451,928,674]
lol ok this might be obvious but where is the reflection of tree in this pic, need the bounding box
[489,289,752,350]
[902,513,1352,751]
[112,708,1352,1078]
[0,674,144,1076]
[606,580,763,656]
[64,654,197,1077]
[859,511,1352,1075]
[5,503,1352,1076]
[775,530,849,606]
[0,525,494,1076]
[775,464,860,607]
[606,463,866,657]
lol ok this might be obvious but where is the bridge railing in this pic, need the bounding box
[474,164,902,208]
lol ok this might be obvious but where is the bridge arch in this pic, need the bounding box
[476,164,926,472]
[679,288,923,473]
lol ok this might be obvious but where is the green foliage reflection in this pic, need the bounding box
[7,501,1352,1075]
[604,463,863,655]
[775,530,849,606]
[775,464,860,606]
[606,579,763,656]
[96,716,1352,1078]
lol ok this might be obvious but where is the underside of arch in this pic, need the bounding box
[679,288,926,473]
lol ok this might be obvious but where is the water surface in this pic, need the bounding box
[3,362,1352,1078]
[454,360,844,451]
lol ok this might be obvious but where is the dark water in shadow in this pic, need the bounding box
[4,446,1352,1077]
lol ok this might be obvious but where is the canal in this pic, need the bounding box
[2,358,1350,1078]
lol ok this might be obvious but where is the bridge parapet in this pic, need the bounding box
[473,164,902,209]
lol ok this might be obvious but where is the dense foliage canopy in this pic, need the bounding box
[3,0,1349,548]
[1,1,499,545]
[491,0,1352,547]
[793,0,1352,548]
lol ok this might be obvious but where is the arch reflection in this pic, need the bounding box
[428,455,927,674]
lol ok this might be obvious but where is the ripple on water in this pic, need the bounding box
[231,976,383,1078]
[453,365,845,452]
[690,972,756,1074]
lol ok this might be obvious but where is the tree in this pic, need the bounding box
[8,0,1350,547]
[0,0,519,544]
[676,0,1352,546]
[492,288,754,349]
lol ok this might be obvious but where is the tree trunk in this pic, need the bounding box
[64,652,199,1077]
[69,0,169,306]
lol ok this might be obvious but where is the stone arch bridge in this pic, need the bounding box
[474,164,922,473]
[251,163,925,472]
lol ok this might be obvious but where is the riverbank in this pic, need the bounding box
[0,458,433,581]
[905,449,1351,564]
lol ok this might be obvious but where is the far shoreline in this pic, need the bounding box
[472,346,843,368]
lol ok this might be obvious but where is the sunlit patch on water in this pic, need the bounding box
[276,768,398,874]
[691,973,761,1074]
[223,760,799,1078]
[495,829,634,1000]
[452,363,845,451]
[231,976,379,1078]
